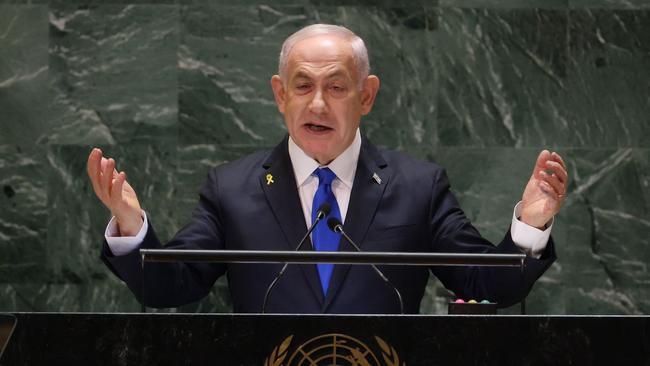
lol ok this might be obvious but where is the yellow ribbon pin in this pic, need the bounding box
[266,173,274,186]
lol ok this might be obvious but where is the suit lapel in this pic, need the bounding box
[322,138,391,312]
[260,137,324,305]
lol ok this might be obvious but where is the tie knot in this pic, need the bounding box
[315,167,337,186]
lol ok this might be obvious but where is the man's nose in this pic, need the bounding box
[308,89,327,115]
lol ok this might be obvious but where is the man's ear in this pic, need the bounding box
[271,75,286,114]
[360,75,380,116]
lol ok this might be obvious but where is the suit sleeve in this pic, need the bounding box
[100,168,227,308]
[428,168,556,308]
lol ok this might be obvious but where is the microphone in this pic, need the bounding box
[261,202,331,313]
[327,217,405,314]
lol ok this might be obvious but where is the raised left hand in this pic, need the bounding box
[520,150,569,229]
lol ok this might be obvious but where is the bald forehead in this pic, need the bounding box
[286,35,356,70]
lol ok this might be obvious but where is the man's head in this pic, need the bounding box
[271,24,380,165]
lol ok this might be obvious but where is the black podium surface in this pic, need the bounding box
[2,313,649,365]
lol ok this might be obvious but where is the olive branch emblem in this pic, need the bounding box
[264,335,293,366]
[375,336,405,366]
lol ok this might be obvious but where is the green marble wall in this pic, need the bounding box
[0,1,648,314]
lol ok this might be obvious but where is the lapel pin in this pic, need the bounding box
[266,173,275,186]
[372,172,382,185]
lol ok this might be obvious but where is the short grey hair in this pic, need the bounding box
[278,24,370,89]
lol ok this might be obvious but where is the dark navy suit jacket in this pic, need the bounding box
[101,136,556,314]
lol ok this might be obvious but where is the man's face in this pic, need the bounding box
[271,35,379,165]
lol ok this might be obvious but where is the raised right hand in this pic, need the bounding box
[87,148,143,236]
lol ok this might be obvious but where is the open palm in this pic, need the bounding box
[520,150,568,229]
[87,148,143,236]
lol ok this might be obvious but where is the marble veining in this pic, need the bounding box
[0,3,648,315]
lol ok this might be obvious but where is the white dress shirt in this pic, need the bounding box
[107,129,552,258]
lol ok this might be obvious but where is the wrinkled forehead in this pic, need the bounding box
[285,35,357,76]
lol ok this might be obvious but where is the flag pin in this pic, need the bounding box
[372,172,382,185]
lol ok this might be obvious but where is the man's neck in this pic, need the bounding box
[288,129,361,188]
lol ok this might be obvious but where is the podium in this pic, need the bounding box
[7,250,638,364]
[2,313,649,365]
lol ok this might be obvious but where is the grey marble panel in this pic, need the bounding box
[432,148,537,243]
[562,148,650,314]
[178,5,284,148]
[435,8,570,148]
[47,4,179,146]
[355,7,439,150]
[44,144,178,283]
[570,0,650,9]
[0,142,183,312]
[439,0,568,8]
[0,0,175,4]
[0,0,47,4]
[0,279,141,312]
[565,9,650,147]
[0,283,82,311]
[179,6,439,151]
[2,140,240,311]
[178,0,433,5]
[407,147,650,314]
[48,0,176,4]
[0,146,48,284]
[436,8,649,148]
[0,5,49,149]
[637,149,650,212]
[0,6,49,284]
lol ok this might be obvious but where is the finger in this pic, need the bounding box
[534,150,551,172]
[544,160,568,184]
[551,152,567,171]
[100,156,108,173]
[540,170,565,196]
[101,159,119,176]
[535,150,551,167]
[86,148,99,179]
[110,171,126,208]
[86,148,104,198]
[539,180,561,200]
[102,158,115,203]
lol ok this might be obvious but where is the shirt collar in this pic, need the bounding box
[288,129,361,189]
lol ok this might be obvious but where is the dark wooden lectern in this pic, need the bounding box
[2,313,649,365]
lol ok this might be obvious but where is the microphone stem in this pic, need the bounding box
[261,212,324,313]
[337,227,405,314]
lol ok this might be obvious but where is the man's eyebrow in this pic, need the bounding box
[291,68,351,81]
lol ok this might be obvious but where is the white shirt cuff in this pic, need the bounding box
[105,210,148,256]
[510,201,553,259]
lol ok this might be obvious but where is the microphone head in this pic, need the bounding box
[327,217,342,233]
[317,202,331,218]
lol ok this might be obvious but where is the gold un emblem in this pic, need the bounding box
[264,333,404,366]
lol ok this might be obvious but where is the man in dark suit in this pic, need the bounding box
[87,24,568,314]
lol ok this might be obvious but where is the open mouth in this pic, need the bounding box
[304,123,333,132]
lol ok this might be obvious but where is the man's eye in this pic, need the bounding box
[297,84,311,90]
[330,85,346,92]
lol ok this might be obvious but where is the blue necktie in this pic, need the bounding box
[311,167,342,295]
